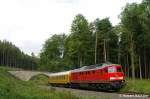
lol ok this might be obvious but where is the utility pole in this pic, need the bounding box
[95,32,97,64]
[117,32,121,64]
[104,39,107,62]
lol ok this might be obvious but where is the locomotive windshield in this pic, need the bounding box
[108,67,116,73]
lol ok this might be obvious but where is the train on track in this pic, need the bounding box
[48,63,125,91]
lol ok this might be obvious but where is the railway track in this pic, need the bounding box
[9,70,150,99]
[45,86,150,99]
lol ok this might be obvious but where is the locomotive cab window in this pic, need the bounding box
[108,67,116,73]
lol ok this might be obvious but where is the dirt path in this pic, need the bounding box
[8,71,50,81]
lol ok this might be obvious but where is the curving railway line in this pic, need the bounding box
[9,69,149,99]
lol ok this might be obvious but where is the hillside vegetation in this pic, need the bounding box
[121,78,150,94]
[0,67,79,99]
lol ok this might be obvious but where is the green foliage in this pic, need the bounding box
[39,1,150,79]
[93,18,118,63]
[39,34,71,71]
[0,40,39,70]
[67,14,94,67]
[121,78,150,94]
[40,14,95,71]
[0,67,80,99]
[119,1,150,78]
[30,74,49,85]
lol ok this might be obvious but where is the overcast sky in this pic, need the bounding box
[0,0,142,56]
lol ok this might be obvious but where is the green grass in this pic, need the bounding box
[30,74,49,85]
[0,67,80,99]
[121,78,150,94]
[1,66,150,99]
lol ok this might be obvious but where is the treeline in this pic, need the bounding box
[0,40,38,70]
[40,16,118,72]
[120,0,150,79]
[40,0,150,79]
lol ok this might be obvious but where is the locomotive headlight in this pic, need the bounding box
[110,77,123,80]
[110,77,116,80]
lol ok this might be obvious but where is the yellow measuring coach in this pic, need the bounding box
[49,71,71,84]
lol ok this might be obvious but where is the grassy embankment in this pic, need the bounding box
[121,78,150,94]
[1,66,150,99]
[0,67,81,99]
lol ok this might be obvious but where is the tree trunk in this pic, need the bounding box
[144,49,147,78]
[80,57,82,67]
[104,39,107,62]
[95,32,97,64]
[2,50,4,66]
[139,55,142,80]
[126,54,130,78]
[79,53,83,67]
[107,40,109,62]
[130,34,135,79]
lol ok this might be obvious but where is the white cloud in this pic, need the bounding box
[0,0,142,56]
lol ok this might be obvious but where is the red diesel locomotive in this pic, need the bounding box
[49,63,125,91]
[70,63,125,90]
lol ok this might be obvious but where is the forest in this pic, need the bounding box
[39,0,150,79]
[0,40,38,70]
[0,0,150,79]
